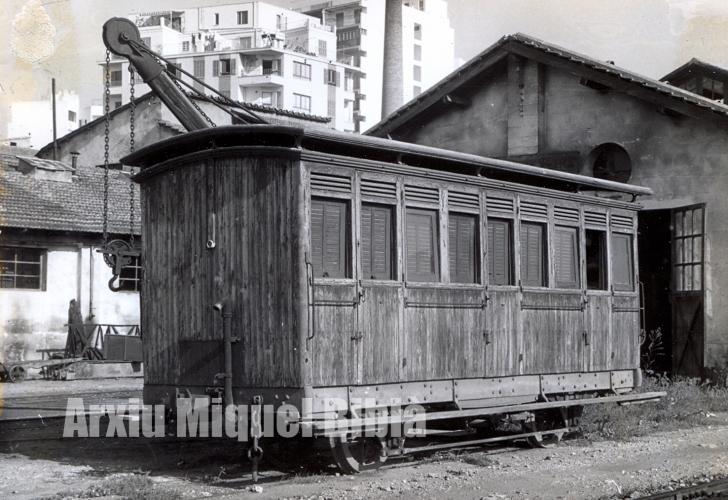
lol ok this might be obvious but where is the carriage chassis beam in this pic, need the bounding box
[306,391,665,437]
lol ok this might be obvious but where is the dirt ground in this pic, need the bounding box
[1,414,727,499]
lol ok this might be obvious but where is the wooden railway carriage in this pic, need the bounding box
[123,124,662,471]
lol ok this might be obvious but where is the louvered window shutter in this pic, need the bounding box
[488,219,512,285]
[213,60,220,76]
[449,213,478,283]
[229,57,236,74]
[612,233,634,291]
[361,204,393,280]
[406,208,439,282]
[311,199,348,278]
[555,226,579,289]
[519,222,545,287]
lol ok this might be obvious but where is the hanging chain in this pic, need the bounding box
[102,50,111,245]
[170,74,216,127]
[128,66,136,246]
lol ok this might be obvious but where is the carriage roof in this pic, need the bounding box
[122,124,652,198]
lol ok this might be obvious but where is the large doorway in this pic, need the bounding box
[638,205,705,376]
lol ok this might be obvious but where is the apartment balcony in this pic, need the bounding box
[238,71,285,88]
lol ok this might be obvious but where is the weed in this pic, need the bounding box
[581,375,728,441]
[41,474,181,500]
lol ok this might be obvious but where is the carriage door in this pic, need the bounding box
[583,210,611,372]
[357,177,401,385]
[671,205,705,377]
[308,174,359,387]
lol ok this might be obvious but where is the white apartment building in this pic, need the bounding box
[278,0,455,131]
[103,2,357,131]
[6,91,80,149]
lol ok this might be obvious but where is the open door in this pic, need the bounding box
[670,205,705,377]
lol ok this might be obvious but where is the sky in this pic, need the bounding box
[2,0,728,138]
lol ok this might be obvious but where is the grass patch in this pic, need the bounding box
[43,474,181,500]
[581,374,728,441]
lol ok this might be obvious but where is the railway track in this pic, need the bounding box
[637,479,728,499]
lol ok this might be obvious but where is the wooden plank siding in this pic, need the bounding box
[141,153,301,389]
[303,159,641,388]
[139,148,641,394]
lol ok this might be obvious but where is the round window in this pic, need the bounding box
[589,143,632,183]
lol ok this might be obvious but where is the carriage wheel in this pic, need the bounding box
[329,435,387,473]
[8,365,26,383]
[526,429,564,448]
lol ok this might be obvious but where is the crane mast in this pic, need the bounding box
[102,17,210,132]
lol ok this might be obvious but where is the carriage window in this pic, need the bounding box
[361,204,394,280]
[612,233,634,291]
[311,198,350,278]
[586,230,607,290]
[449,213,478,283]
[406,208,439,282]
[554,226,580,289]
[519,222,546,287]
[487,218,513,286]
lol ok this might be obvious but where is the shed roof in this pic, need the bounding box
[0,157,140,235]
[36,91,331,158]
[661,57,728,84]
[367,33,728,137]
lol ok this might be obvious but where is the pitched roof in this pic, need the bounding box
[0,159,140,235]
[36,91,331,158]
[367,33,728,137]
[661,57,728,83]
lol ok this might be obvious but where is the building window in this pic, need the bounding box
[294,61,311,80]
[361,204,395,280]
[487,218,513,286]
[311,198,350,278]
[354,9,361,24]
[413,85,422,96]
[166,61,181,78]
[554,226,579,289]
[213,58,235,76]
[67,110,76,122]
[325,68,339,86]
[262,59,280,75]
[293,93,311,112]
[414,23,422,41]
[110,70,122,87]
[702,77,724,101]
[519,222,546,287]
[318,39,327,57]
[589,143,632,183]
[214,13,219,25]
[612,233,635,291]
[449,213,479,283]
[586,230,607,290]
[406,208,439,282]
[336,12,344,28]
[237,10,248,24]
[261,91,273,105]
[0,247,45,290]
[413,65,421,82]
[414,44,422,61]
[182,41,190,52]
[239,36,252,49]
[193,59,205,78]
[118,256,142,292]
